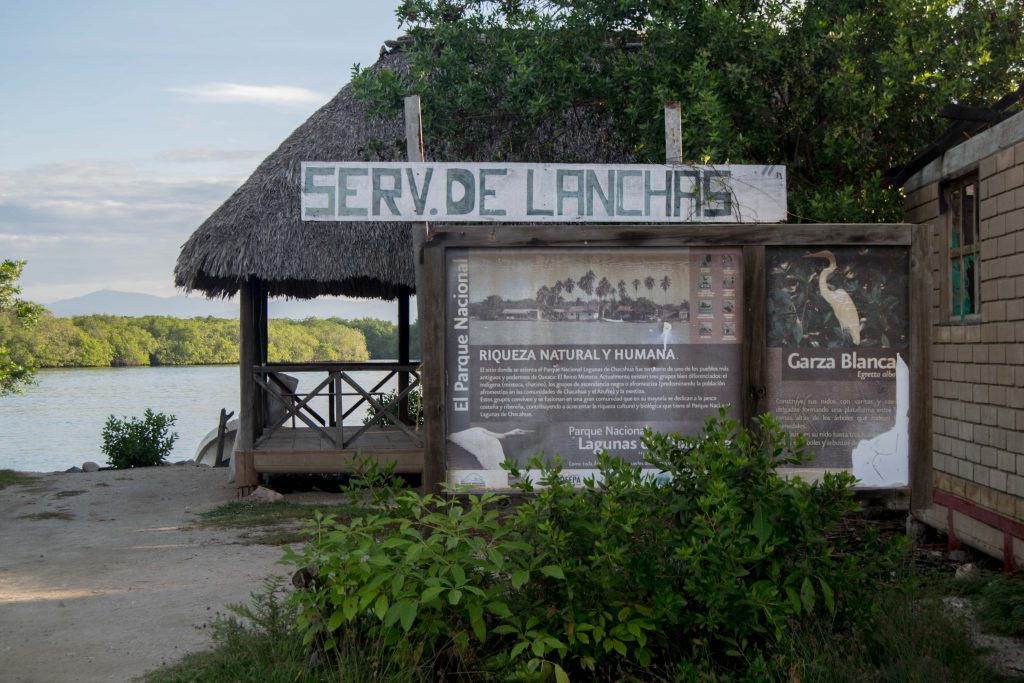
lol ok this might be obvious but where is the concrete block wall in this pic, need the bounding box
[904,111,1024,567]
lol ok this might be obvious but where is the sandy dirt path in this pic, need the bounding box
[0,467,289,683]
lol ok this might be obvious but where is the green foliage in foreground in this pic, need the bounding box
[0,259,43,394]
[101,409,178,469]
[286,412,904,680]
[144,574,1015,683]
[0,313,397,368]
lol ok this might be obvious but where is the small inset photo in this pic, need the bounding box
[722,299,735,316]
[699,254,713,268]
[722,275,735,290]
[698,300,714,317]
[723,322,736,338]
[699,322,714,338]
[698,274,713,290]
[721,254,734,269]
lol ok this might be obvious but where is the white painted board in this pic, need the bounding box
[300,162,786,223]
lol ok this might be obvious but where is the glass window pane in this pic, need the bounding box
[962,185,975,246]
[964,253,977,315]
[951,258,962,317]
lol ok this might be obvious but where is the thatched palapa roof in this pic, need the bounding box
[174,51,417,300]
[175,45,635,300]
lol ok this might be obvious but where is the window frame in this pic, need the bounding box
[944,174,981,323]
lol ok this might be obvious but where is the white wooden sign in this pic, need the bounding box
[301,162,786,223]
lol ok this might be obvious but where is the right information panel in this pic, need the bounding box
[765,246,910,486]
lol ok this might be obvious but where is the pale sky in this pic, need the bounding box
[0,0,402,303]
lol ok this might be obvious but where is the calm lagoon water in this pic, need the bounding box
[0,366,240,472]
[0,365,399,472]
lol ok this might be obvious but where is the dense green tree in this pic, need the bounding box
[297,317,371,362]
[75,315,156,366]
[8,313,111,368]
[354,0,1023,222]
[0,260,43,393]
[3,313,379,368]
[340,317,399,359]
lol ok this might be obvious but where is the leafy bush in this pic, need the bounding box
[361,387,423,427]
[286,411,903,680]
[101,408,178,469]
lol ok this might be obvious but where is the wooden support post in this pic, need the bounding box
[398,295,410,424]
[421,238,446,494]
[742,246,766,427]
[405,94,440,491]
[664,101,683,164]
[255,281,269,435]
[236,278,259,489]
[909,223,934,510]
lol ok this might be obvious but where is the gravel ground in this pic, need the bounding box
[0,467,288,683]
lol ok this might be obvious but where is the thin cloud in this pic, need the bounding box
[168,82,328,106]
[0,233,62,246]
[158,148,266,163]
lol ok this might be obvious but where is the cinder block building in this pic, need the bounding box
[902,108,1024,569]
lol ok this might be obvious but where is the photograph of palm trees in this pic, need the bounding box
[465,248,692,333]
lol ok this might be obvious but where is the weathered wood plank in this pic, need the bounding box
[909,223,934,510]
[254,451,423,475]
[742,246,766,425]
[398,295,410,424]
[260,361,420,372]
[300,162,787,223]
[421,240,447,493]
[236,279,259,488]
[664,102,683,164]
[427,224,912,246]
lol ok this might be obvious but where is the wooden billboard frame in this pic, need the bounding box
[419,222,932,509]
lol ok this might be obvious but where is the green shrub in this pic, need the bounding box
[101,408,178,469]
[286,411,903,680]
[361,387,423,427]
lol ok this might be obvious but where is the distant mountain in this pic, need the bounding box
[46,289,403,322]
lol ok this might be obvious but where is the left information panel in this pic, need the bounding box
[444,247,744,489]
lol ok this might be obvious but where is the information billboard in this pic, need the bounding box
[444,247,744,488]
[764,246,910,486]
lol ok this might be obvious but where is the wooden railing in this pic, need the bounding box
[253,361,421,449]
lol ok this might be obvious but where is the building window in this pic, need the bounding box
[947,175,980,320]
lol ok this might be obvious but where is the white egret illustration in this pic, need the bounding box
[448,427,533,469]
[852,354,909,486]
[803,250,862,345]
[661,321,672,351]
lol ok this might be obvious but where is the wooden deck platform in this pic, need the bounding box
[246,426,425,475]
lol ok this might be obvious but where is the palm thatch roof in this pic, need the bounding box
[175,45,635,300]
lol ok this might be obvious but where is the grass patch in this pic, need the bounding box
[144,569,1022,683]
[242,529,310,546]
[95,482,110,487]
[143,579,427,683]
[948,569,1024,639]
[17,510,73,521]
[54,489,86,498]
[0,470,38,490]
[786,580,1020,683]
[198,500,369,530]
